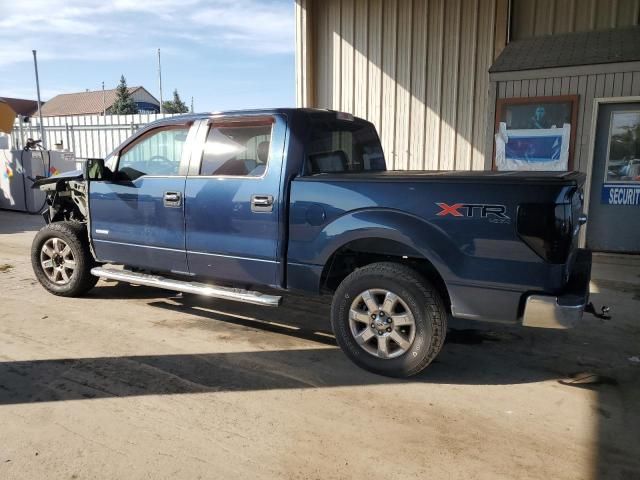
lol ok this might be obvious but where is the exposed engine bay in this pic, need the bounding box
[32,171,87,224]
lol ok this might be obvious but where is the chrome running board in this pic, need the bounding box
[91,267,282,307]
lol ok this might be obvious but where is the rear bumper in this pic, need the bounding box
[522,249,592,329]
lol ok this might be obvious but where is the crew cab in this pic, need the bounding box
[31,108,591,377]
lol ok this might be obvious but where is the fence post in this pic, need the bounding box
[65,121,70,151]
[130,120,135,135]
[70,125,76,154]
[17,116,24,150]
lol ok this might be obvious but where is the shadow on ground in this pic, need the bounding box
[0,285,633,402]
[2,282,639,478]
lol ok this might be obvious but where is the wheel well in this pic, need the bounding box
[321,238,451,310]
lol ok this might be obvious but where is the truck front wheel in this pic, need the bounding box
[330,262,447,377]
[31,222,98,297]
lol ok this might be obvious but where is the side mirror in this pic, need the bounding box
[84,158,110,181]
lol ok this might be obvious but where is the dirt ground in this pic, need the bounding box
[0,209,639,480]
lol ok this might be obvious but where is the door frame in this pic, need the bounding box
[87,120,201,271]
[581,95,640,248]
[182,114,287,287]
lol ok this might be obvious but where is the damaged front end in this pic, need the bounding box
[32,170,88,224]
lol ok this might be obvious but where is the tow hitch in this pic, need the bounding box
[585,302,611,320]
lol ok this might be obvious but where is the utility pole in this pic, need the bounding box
[157,48,164,113]
[190,96,194,113]
[102,81,106,115]
[32,50,47,149]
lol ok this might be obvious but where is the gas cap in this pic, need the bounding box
[305,204,326,226]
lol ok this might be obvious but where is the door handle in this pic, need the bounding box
[163,191,182,207]
[251,194,274,212]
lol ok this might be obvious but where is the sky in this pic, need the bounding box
[0,0,295,111]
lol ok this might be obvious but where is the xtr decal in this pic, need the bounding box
[435,203,510,223]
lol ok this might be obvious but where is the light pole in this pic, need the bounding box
[32,50,47,149]
[102,81,106,115]
[157,48,164,113]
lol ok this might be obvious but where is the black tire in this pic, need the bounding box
[331,262,447,378]
[31,221,98,297]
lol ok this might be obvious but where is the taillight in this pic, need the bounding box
[517,203,572,263]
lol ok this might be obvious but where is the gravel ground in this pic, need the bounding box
[0,209,639,480]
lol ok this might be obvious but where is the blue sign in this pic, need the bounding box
[601,184,640,205]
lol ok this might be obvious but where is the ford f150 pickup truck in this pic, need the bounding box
[30,108,591,377]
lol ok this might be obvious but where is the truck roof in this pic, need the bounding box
[158,107,352,122]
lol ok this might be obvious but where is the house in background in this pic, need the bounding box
[39,87,160,116]
[0,97,39,117]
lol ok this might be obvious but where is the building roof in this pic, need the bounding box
[0,97,39,116]
[39,86,158,116]
[490,26,640,73]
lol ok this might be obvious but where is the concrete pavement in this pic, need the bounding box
[0,210,639,480]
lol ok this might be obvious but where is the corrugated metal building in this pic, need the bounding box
[295,0,640,253]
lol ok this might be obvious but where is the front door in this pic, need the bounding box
[587,103,640,253]
[90,122,197,273]
[184,115,286,287]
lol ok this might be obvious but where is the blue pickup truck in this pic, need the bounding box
[31,108,591,377]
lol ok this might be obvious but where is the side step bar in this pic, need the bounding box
[91,267,282,307]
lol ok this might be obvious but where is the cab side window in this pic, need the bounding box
[118,126,189,177]
[200,122,272,177]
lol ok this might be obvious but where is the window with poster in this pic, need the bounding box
[493,95,578,171]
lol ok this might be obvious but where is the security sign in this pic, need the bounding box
[601,184,640,206]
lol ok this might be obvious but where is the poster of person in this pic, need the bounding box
[494,96,577,171]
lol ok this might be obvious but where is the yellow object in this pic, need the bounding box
[0,99,17,134]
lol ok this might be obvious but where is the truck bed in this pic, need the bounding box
[297,170,585,185]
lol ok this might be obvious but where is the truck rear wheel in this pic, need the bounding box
[31,222,98,297]
[331,262,447,377]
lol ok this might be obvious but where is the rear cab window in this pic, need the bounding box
[305,114,386,175]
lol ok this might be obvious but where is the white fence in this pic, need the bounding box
[10,113,178,160]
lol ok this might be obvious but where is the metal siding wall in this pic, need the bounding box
[394,0,413,171]
[295,0,305,107]
[475,0,498,170]
[409,0,428,170]
[455,0,479,171]
[329,1,342,111]
[341,0,355,113]
[494,67,640,173]
[425,0,445,170]
[511,0,640,40]
[381,0,398,169]
[308,0,505,171]
[354,0,369,119]
[439,0,461,171]
[367,0,383,132]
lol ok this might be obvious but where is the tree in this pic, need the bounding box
[111,75,138,114]
[162,89,189,114]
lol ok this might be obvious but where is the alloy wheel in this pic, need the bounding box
[349,288,416,359]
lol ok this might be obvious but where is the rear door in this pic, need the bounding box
[586,103,640,252]
[90,121,198,273]
[184,115,286,287]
